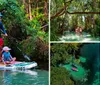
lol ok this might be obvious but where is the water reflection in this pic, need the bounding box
[0,69,48,85]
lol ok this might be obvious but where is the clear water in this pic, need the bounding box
[80,44,100,85]
[59,31,100,41]
[0,69,48,85]
[63,63,86,81]
[62,44,100,85]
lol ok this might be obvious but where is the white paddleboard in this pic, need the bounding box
[0,61,37,70]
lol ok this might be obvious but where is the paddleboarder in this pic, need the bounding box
[75,26,83,36]
[2,46,16,65]
[0,13,8,61]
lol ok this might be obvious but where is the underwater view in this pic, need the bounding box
[0,69,48,85]
[50,43,100,85]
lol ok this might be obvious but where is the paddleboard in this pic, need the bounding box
[0,61,37,70]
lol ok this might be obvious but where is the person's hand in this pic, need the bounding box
[1,33,8,37]
[4,33,8,36]
[3,62,6,65]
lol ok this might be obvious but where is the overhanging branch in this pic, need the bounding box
[51,0,100,20]
[67,11,100,14]
[50,0,73,20]
[51,11,100,20]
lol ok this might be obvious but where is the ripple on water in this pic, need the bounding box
[59,32,100,41]
[0,70,48,85]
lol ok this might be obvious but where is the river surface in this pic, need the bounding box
[62,43,100,85]
[59,31,100,42]
[80,43,100,85]
[0,69,48,85]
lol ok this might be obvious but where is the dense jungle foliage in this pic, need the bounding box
[50,0,100,41]
[0,0,48,70]
[51,43,82,85]
[51,43,81,66]
[51,67,74,85]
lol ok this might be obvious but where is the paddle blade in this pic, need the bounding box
[24,55,31,61]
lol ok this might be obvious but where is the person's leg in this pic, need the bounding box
[13,57,16,61]
[5,61,11,64]
[10,57,16,64]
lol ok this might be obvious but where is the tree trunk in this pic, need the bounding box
[44,0,48,17]
[23,0,25,4]
[29,0,32,20]
[36,0,39,16]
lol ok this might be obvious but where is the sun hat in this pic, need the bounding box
[0,13,3,17]
[2,46,11,51]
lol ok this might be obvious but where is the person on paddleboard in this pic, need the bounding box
[2,46,16,65]
[0,13,8,61]
[75,26,83,36]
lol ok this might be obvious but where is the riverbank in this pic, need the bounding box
[36,60,48,71]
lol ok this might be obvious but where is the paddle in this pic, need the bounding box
[6,35,31,61]
[16,46,31,61]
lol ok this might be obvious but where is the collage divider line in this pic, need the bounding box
[50,41,100,43]
[49,0,51,85]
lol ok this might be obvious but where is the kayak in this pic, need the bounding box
[72,67,78,72]
[0,61,37,70]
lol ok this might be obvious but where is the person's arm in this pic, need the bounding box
[0,22,8,36]
[9,53,13,61]
[2,54,6,65]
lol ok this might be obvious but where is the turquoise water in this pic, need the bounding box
[80,43,100,85]
[62,44,100,85]
[63,63,86,81]
[0,70,48,85]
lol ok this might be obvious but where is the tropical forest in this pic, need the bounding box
[50,0,100,41]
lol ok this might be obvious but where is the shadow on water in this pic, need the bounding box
[80,43,100,85]
[0,69,48,85]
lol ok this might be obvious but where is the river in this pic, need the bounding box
[59,31,100,41]
[0,69,48,85]
[62,43,100,85]
[80,43,100,85]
